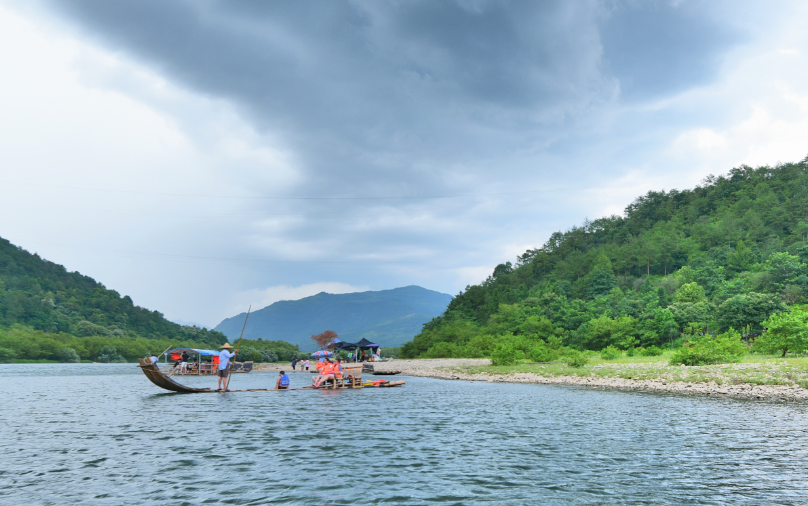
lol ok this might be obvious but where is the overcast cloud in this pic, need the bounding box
[1,0,807,326]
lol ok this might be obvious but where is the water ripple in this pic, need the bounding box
[2,364,808,504]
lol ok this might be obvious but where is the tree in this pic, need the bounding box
[311,330,338,349]
[718,293,787,332]
[727,240,755,272]
[674,282,706,303]
[755,310,808,357]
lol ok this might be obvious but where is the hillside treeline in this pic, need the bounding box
[0,237,227,346]
[403,157,808,359]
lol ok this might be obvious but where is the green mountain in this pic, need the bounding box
[215,286,453,349]
[403,156,808,358]
[0,236,226,347]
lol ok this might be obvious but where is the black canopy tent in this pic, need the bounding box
[355,338,379,349]
[333,340,358,351]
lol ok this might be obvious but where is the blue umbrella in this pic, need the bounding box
[310,350,334,358]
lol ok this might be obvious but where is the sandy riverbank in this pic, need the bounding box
[259,358,808,401]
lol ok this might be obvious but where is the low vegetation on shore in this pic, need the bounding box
[453,353,808,389]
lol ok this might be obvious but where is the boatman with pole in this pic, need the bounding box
[217,343,238,391]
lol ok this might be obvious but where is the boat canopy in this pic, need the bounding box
[165,348,222,357]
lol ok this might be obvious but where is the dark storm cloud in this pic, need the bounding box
[43,1,744,199]
[600,1,744,101]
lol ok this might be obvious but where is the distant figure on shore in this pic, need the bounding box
[276,371,290,390]
[304,359,310,372]
[217,343,237,391]
[291,358,298,372]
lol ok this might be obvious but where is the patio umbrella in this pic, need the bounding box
[310,350,334,358]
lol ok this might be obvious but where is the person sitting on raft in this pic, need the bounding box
[276,371,290,390]
[312,359,332,386]
[313,358,343,388]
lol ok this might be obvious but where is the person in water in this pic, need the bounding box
[216,343,238,391]
[291,358,298,372]
[304,359,310,372]
[276,371,290,390]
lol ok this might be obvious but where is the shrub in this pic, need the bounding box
[0,347,15,363]
[380,347,401,359]
[640,345,663,357]
[96,345,126,363]
[529,342,561,362]
[600,345,621,360]
[490,343,522,366]
[564,350,589,368]
[59,347,80,363]
[423,342,458,358]
[669,330,747,366]
[626,347,637,357]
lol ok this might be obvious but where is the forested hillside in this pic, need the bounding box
[403,157,808,359]
[0,237,227,361]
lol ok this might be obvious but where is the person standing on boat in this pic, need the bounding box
[180,351,190,374]
[149,353,159,365]
[276,371,290,390]
[216,343,238,391]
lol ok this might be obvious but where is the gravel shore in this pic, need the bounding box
[258,359,808,401]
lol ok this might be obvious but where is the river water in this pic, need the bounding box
[3,364,808,505]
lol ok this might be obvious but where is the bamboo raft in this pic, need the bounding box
[137,358,405,393]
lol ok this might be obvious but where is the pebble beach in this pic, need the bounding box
[258,358,808,401]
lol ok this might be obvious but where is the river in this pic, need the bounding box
[3,363,808,505]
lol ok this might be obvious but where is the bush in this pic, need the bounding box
[669,330,748,366]
[423,342,458,358]
[490,343,522,366]
[600,345,621,360]
[0,347,15,363]
[59,347,80,363]
[640,345,664,357]
[529,342,561,362]
[564,350,589,368]
[380,347,401,359]
[96,345,126,363]
[626,347,637,357]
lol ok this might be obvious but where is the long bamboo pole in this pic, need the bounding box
[224,305,251,391]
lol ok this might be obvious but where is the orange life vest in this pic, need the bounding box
[321,363,335,375]
[333,363,343,378]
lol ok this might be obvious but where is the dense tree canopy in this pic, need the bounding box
[404,156,808,358]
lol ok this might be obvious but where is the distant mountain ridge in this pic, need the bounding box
[214,286,452,349]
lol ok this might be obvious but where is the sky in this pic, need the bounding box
[1,0,807,327]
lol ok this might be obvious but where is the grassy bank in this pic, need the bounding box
[447,353,808,389]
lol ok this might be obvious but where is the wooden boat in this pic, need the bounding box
[137,358,404,393]
[371,370,401,376]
